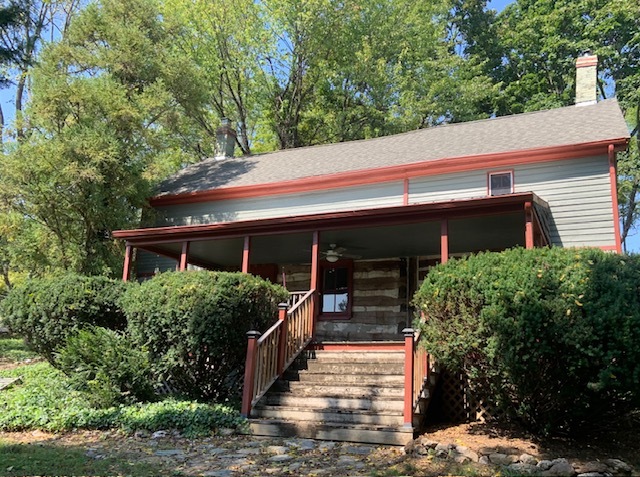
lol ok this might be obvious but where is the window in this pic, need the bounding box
[320,260,352,318]
[488,171,513,196]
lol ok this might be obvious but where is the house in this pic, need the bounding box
[113,53,630,444]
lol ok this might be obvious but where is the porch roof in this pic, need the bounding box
[114,192,548,249]
[154,100,628,201]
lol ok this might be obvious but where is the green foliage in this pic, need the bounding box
[56,327,155,408]
[121,271,288,400]
[0,362,243,436]
[0,274,130,364]
[0,336,39,363]
[414,247,640,434]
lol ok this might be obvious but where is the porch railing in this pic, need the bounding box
[287,291,308,310]
[403,327,431,427]
[241,289,315,417]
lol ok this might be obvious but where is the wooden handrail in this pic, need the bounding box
[241,289,316,417]
[403,327,431,427]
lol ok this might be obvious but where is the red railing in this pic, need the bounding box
[403,328,430,427]
[241,290,315,417]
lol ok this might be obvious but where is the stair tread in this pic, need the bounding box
[253,404,403,416]
[248,417,413,433]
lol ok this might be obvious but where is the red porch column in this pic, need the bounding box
[440,219,449,264]
[242,236,251,273]
[241,330,261,417]
[179,241,190,271]
[608,144,622,253]
[402,328,415,427]
[276,303,289,375]
[310,231,320,337]
[524,202,534,249]
[122,244,133,282]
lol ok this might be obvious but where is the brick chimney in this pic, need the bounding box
[215,118,236,161]
[575,51,598,107]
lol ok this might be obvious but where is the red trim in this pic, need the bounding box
[179,241,190,271]
[576,56,598,68]
[309,342,404,351]
[115,193,544,245]
[599,245,619,251]
[310,231,320,337]
[403,178,409,205]
[403,331,414,426]
[241,331,260,417]
[524,202,534,249]
[440,219,449,264]
[608,145,622,253]
[242,236,251,273]
[149,140,627,207]
[277,305,288,375]
[122,244,132,282]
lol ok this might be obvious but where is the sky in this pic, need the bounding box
[1,0,637,253]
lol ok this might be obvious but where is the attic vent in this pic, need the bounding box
[215,118,237,161]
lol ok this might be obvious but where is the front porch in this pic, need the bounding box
[113,193,551,444]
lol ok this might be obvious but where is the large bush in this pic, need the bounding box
[0,274,130,364]
[121,271,288,401]
[56,326,155,408]
[414,247,640,434]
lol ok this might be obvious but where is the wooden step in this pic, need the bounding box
[262,393,404,412]
[275,381,404,398]
[304,361,404,375]
[286,371,404,386]
[252,405,404,426]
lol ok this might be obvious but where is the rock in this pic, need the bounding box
[268,454,292,463]
[575,462,609,474]
[337,456,357,467]
[85,449,106,460]
[538,460,554,471]
[520,453,538,465]
[509,463,538,475]
[202,471,232,477]
[419,438,439,449]
[154,449,184,457]
[577,473,610,477]
[265,468,281,474]
[289,462,303,471]
[479,446,499,455]
[217,427,235,437]
[134,429,150,439]
[489,453,516,466]
[456,445,479,463]
[604,459,633,474]
[318,441,336,451]
[236,448,261,455]
[205,447,227,455]
[151,430,169,439]
[453,454,471,464]
[415,445,430,456]
[343,445,373,455]
[479,456,491,465]
[299,439,316,451]
[542,458,575,477]
[435,443,451,458]
[266,445,289,455]
[404,440,417,455]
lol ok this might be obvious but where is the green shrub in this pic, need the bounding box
[121,271,288,401]
[0,274,131,364]
[414,247,640,434]
[56,327,155,408]
[0,362,243,436]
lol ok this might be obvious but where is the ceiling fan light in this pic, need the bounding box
[326,252,339,263]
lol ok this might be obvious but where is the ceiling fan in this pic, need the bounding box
[322,243,362,262]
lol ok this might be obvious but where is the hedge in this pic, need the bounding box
[121,271,288,401]
[413,247,640,434]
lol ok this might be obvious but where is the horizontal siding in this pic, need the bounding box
[136,251,176,277]
[157,182,404,226]
[408,171,486,203]
[514,155,615,247]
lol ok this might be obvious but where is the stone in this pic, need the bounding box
[415,445,430,456]
[489,453,516,466]
[575,462,609,474]
[343,445,373,455]
[85,449,106,460]
[151,430,169,439]
[542,458,575,477]
[337,456,357,467]
[134,430,150,439]
[456,445,480,463]
[266,445,289,455]
[265,468,281,474]
[236,448,261,455]
[217,428,235,437]
[435,443,451,458]
[520,453,539,466]
[453,454,471,464]
[299,439,316,451]
[509,463,538,475]
[577,473,610,477]
[419,438,439,449]
[202,471,232,477]
[479,446,499,455]
[205,447,227,455]
[537,460,554,471]
[604,459,633,474]
[268,454,292,463]
[479,456,491,465]
[319,441,336,451]
[154,449,184,457]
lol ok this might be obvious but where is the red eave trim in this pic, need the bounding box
[114,193,544,245]
[150,139,629,206]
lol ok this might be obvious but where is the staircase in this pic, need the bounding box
[248,349,420,445]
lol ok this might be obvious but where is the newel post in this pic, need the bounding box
[402,328,415,427]
[241,330,261,417]
[277,303,289,376]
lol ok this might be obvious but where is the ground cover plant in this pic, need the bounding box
[0,336,39,364]
[414,247,640,435]
[122,270,288,401]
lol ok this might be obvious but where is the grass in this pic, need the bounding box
[0,438,170,476]
[0,336,39,363]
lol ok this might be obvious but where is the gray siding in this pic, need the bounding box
[514,155,615,247]
[157,182,404,226]
[408,171,487,203]
[136,251,176,277]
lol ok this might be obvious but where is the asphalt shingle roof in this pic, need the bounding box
[156,99,630,197]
